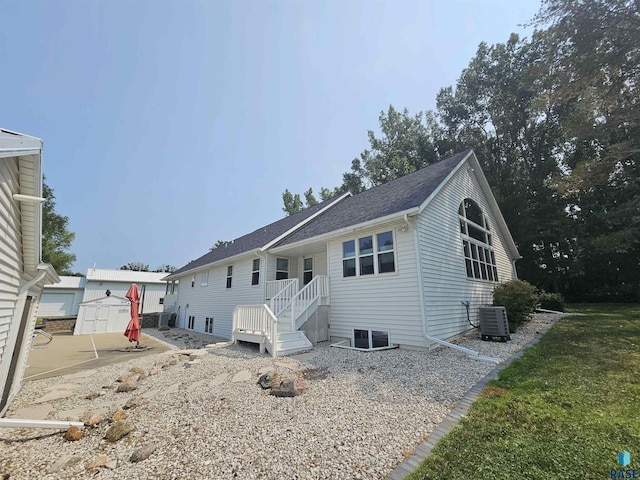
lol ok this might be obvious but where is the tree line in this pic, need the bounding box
[282,0,639,302]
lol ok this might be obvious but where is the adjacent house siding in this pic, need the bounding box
[417,164,517,340]
[82,281,166,314]
[174,257,263,339]
[327,220,425,348]
[0,157,22,378]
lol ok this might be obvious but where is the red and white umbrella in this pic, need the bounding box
[124,283,141,345]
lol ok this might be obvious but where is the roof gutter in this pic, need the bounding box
[411,214,500,364]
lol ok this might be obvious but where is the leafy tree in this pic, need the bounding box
[282,106,440,214]
[42,181,76,275]
[120,262,149,271]
[154,265,176,273]
[209,240,230,251]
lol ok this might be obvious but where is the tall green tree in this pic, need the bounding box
[281,106,440,214]
[120,262,149,271]
[531,0,640,300]
[42,182,76,275]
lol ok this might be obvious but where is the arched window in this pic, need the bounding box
[459,199,498,282]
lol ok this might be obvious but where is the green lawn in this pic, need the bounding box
[407,304,640,480]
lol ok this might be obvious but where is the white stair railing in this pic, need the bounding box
[269,278,299,317]
[287,275,330,330]
[232,304,278,356]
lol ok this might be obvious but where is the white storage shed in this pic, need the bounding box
[73,295,131,335]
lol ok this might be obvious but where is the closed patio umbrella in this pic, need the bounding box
[124,283,141,347]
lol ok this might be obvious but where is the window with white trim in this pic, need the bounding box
[205,316,214,334]
[201,270,209,286]
[226,266,233,288]
[342,230,395,277]
[303,257,313,285]
[187,315,195,330]
[459,199,498,282]
[276,258,289,280]
[191,275,195,288]
[251,259,260,286]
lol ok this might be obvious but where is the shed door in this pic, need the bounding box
[81,306,98,334]
[94,306,109,334]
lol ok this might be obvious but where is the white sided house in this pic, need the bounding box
[0,129,59,415]
[164,149,520,357]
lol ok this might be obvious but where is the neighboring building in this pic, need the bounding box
[164,149,520,357]
[0,129,59,415]
[37,276,85,318]
[82,268,167,315]
[66,268,167,335]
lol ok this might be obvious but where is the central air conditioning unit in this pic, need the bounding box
[478,306,510,342]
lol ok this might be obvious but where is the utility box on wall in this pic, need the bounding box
[478,306,510,342]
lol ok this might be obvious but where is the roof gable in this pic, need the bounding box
[276,150,471,247]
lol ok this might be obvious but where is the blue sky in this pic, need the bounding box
[0,0,540,274]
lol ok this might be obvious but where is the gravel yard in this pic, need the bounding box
[0,313,561,480]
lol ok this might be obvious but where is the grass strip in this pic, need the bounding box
[407,304,640,480]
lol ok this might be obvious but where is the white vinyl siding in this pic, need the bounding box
[0,157,22,376]
[173,257,264,339]
[416,165,517,341]
[81,281,166,314]
[327,220,424,348]
[37,290,84,317]
[295,251,328,284]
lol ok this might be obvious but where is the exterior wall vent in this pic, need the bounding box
[478,307,510,341]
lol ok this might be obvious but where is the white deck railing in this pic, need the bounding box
[232,304,278,357]
[269,278,299,317]
[288,275,330,330]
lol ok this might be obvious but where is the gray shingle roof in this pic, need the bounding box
[169,195,345,277]
[169,149,471,278]
[275,149,471,247]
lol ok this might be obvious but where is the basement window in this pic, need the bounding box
[353,329,390,349]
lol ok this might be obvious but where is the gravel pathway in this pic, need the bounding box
[0,313,562,479]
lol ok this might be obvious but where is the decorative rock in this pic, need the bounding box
[129,366,146,375]
[184,359,201,368]
[116,381,138,393]
[80,412,102,426]
[293,377,309,392]
[117,372,138,383]
[257,372,281,389]
[85,392,101,400]
[148,367,160,376]
[112,409,128,421]
[63,426,83,441]
[130,445,156,463]
[86,454,117,470]
[104,421,133,442]
[270,378,307,397]
[157,325,169,331]
[124,396,143,409]
[48,455,82,473]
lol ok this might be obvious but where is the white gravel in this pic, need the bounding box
[0,313,562,479]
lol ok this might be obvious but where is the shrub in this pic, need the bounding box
[492,279,538,332]
[537,291,565,312]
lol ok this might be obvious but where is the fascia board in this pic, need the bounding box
[418,150,473,214]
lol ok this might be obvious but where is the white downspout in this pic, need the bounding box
[411,214,500,364]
